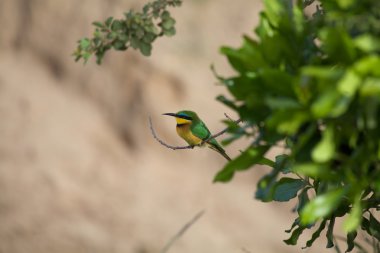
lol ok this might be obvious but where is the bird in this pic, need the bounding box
[163,110,231,161]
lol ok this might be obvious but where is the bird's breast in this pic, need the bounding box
[176,124,203,146]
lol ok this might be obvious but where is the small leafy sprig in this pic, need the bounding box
[73,0,182,64]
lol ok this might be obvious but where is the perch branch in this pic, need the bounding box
[149,116,195,150]
[160,210,205,253]
[149,114,241,150]
[201,114,242,144]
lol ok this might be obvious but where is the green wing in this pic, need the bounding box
[191,120,211,140]
[191,121,231,161]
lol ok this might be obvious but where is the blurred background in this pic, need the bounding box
[0,0,337,252]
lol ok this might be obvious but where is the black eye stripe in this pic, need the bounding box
[177,115,192,120]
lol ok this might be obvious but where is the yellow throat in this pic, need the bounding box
[175,119,203,146]
[175,117,192,125]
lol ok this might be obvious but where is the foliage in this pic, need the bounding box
[73,0,181,64]
[214,0,380,251]
[75,0,380,251]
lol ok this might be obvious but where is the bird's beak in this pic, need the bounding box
[163,113,177,117]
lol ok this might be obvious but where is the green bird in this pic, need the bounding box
[163,110,231,161]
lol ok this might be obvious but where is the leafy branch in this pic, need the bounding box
[73,0,182,64]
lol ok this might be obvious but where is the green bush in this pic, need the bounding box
[76,0,380,251]
[215,0,380,250]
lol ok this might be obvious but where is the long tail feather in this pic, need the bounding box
[207,140,231,161]
[217,149,231,161]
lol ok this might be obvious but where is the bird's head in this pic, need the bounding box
[163,110,199,124]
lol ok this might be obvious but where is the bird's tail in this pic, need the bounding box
[207,139,231,161]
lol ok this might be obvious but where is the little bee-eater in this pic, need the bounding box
[163,110,231,161]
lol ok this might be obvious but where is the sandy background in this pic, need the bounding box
[0,0,344,252]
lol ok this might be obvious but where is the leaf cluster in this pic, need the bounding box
[214,0,380,251]
[73,0,181,64]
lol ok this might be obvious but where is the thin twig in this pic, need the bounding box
[241,247,252,253]
[160,210,205,253]
[201,115,242,145]
[149,116,194,150]
[149,114,242,150]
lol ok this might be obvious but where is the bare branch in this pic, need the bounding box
[241,247,252,253]
[200,114,242,145]
[149,116,195,150]
[149,114,242,149]
[160,210,205,253]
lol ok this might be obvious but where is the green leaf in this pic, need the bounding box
[302,66,343,80]
[118,34,129,44]
[263,0,290,28]
[283,226,307,245]
[257,157,275,167]
[79,38,91,49]
[312,126,335,163]
[161,10,170,19]
[292,163,335,180]
[345,231,357,253]
[136,28,145,39]
[214,145,269,182]
[343,196,362,233]
[111,20,124,31]
[265,96,300,110]
[145,24,160,35]
[272,178,305,202]
[303,220,327,248]
[337,70,361,97]
[337,0,355,9]
[92,21,104,28]
[259,69,295,97]
[311,89,350,118]
[112,40,126,51]
[105,17,114,27]
[161,17,176,30]
[292,4,304,34]
[291,123,318,162]
[361,214,380,241]
[107,31,118,40]
[300,188,344,224]
[353,56,380,76]
[82,52,91,63]
[326,217,335,248]
[285,217,300,233]
[319,27,356,63]
[354,34,380,52]
[95,49,105,65]
[274,154,290,173]
[220,36,267,73]
[163,27,176,36]
[255,169,279,202]
[139,42,152,56]
[266,109,310,134]
[297,188,310,214]
[360,78,380,97]
[143,32,156,43]
[130,37,140,49]
[216,95,238,110]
